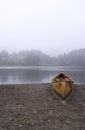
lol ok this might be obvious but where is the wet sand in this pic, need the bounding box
[0,83,85,130]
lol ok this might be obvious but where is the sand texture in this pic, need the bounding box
[0,83,85,130]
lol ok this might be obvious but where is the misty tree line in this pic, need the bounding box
[57,48,85,66]
[0,50,57,66]
[0,49,85,66]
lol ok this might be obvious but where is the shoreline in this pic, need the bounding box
[0,83,85,130]
[0,82,85,86]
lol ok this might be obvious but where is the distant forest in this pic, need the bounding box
[0,48,85,66]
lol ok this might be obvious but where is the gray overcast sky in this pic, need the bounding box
[0,0,85,56]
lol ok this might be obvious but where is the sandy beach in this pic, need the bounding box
[0,83,85,130]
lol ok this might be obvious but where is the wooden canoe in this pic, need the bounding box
[52,73,74,100]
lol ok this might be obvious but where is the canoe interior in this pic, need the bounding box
[52,73,74,100]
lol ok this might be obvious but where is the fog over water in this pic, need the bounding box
[0,0,85,56]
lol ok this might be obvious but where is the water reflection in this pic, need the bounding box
[0,67,85,84]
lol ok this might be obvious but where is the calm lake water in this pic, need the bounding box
[0,66,85,84]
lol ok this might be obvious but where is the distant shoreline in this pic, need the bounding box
[0,66,85,69]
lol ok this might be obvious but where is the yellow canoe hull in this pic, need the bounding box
[52,73,74,100]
